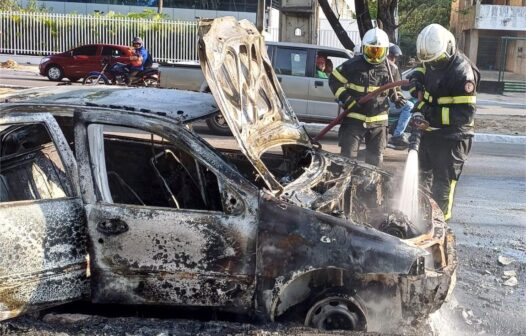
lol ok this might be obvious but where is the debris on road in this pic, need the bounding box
[498,255,514,266]
[0,59,17,69]
[502,270,517,279]
[503,276,518,287]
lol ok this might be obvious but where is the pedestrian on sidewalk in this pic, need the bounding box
[408,23,480,221]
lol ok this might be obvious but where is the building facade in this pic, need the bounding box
[450,0,526,77]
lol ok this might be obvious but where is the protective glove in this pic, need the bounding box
[392,94,407,108]
[402,79,423,99]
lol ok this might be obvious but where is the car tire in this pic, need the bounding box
[82,75,109,86]
[46,65,64,81]
[304,292,367,331]
[205,113,232,136]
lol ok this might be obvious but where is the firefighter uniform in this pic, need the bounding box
[408,51,480,220]
[329,56,394,167]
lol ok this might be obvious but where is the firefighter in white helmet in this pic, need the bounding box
[329,28,401,167]
[406,23,480,221]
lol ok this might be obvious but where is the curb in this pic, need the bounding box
[0,84,32,89]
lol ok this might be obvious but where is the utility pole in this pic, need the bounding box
[278,0,318,44]
[256,0,265,32]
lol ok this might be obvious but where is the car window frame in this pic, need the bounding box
[0,112,81,204]
[71,45,98,57]
[73,108,256,215]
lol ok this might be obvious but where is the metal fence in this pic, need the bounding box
[0,11,198,62]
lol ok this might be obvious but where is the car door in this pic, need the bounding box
[307,51,352,122]
[272,46,311,118]
[70,45,100,77]
[0,112,87,321]
[74,109,258,310]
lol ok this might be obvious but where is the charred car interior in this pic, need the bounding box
[0,16,456,333]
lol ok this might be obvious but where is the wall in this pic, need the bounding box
[505,32,526,76]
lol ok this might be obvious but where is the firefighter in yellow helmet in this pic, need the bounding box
[407,23,480,221]
[329,27,401,167]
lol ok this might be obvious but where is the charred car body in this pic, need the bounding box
[0,17,456,332]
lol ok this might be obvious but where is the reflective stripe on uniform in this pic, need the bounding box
[415,67,426,75]
[444,180,457,221]
[424,90,433,103]
[425,126,441,131]
[441,107,450,125]
[437,96,477,104]
[344,82,380,93]
[346,112,388,122]
[417,101,426,110]
[409,86,416,94]
[345,99,356,110]
[335,87,346,99]
[332,69,348,84]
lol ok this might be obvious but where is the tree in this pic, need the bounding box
[355,0,374,38]
[318,0,356,50]
[158,0,163,14]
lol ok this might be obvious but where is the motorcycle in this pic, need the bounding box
[82,57,160,87]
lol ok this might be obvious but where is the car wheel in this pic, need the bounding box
[304,294,367,331]
[46,65,64,81]
[205,113,232,136]
[82,75,108,85]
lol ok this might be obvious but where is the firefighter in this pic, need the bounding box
[408,23,480,221]
[329,27,400,167]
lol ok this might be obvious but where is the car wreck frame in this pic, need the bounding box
[0,17,457,333]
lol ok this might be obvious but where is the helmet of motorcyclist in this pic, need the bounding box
[132,36,143,48]
[416,24,456,70]
[389,43,402,57]
[361,28,389,64]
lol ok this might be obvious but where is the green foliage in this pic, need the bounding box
[398,0,454,57]
[0,0,47,12]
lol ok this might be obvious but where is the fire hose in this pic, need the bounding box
[312,80,410,143]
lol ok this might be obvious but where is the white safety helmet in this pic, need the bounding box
[416,24,456,68]
[361,28,390,64]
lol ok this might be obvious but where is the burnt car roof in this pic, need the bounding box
[0,86,218,123]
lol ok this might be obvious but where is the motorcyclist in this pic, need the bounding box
[329,28,399,167]
[127,36,149,85]
[387,43,414,149]
[407,23,480,221]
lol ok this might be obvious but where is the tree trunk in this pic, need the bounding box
[317,0,355,50]
[157,0,163,14]
[355,0,373,38]
[377,0,398,42]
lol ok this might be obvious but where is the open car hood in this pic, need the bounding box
[0,86,218,124]
[198,17,312,192]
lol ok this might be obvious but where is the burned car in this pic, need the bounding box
[0,18,456,332]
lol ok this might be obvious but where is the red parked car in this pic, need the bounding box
[39,44,134,82]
